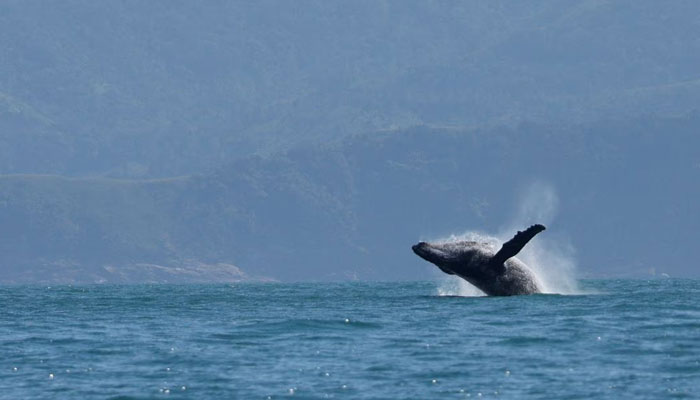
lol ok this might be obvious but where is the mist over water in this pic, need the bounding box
[437,183,580,296]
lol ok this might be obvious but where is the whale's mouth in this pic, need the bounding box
[413,242,460,278]
[412,242,430,260]
[412,242,447,264]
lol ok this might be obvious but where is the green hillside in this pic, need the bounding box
[2,114,698,282]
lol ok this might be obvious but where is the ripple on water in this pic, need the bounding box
[1,280,700,399]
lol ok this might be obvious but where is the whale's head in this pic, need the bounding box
[412,240,484,275]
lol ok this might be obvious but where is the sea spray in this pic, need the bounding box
[506,234,578,294]
[502,182,579,294]
[437,276,485,297]
[511,181,560,227]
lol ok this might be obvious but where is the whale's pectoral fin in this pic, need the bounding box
[492,224,546,265]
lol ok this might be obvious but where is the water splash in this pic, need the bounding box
[436,182,580,296]
[512,181,560,227]
[437,276,485,297]
[500,182,579,294]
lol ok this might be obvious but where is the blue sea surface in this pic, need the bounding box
[1,280,699,399]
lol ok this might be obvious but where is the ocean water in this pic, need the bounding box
[1,280,699,399]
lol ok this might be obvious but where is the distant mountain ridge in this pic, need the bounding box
[2,115,698,282]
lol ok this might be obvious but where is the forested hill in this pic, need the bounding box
[2,115,698,283]
[2,1,700,177]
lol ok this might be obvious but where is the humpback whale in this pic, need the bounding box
[412,224,545,296]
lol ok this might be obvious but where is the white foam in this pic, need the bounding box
[437,275,485,297]
[499,182,579,294]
